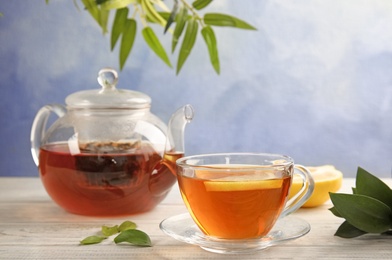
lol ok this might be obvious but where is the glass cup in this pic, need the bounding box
[176,153,314,240]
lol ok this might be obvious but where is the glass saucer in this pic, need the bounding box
[160,213,310,254]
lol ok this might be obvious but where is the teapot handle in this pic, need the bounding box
[30,104,67,166]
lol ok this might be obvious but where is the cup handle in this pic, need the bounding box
[280,165,315,218]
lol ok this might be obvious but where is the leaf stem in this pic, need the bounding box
[135,2,148,27]
[180,0,202,21]
[151,0,170,12]
[131,3,139,19]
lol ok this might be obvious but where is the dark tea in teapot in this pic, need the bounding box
[30,69,193,216]
[39,141,182,216]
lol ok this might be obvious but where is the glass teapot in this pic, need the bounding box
[30,68,194,216]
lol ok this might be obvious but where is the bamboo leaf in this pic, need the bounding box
[142,27,172,68]
[172,6,188,53]
[177,18,198,74]
[80,0,109,33]
[334,221,368,238]
[81,0,101,26]
[330,193,392,234]
[99,8,109,33]
[100,0,135,10]
[355,167,392,209]
[119,18,137,70]
[96,0,109,4]
[164,0,178,33]
[111,7,129,50]
[141,0,166,27]
[114,229,152,247]
[158,12,171,21]
[146,12,170,23]
[201,26,219,74]
[154,0,171,12]
[204,13,257,30]
[192,0,213,10]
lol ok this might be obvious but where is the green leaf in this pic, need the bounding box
[111,7,129,50]
[119,18,137,70]
[201,26,219,74]
[100,0,135,10]
[79,0,108,33]
[146,12,171,23]
[330,193,392,233]
[328,206,342,218]
[172,6,188,53]
[355,167,392,209]
[192,0,213,10]
[102,225,119,236]
[334,221,368,238]
[80,235,107,245]
[177,17,198,74]
[158,12,170,21]
[118,220,137,231]
[99,8,110,33]
[142,27,172,68]
[141,0,166,27]
[114,229,152,247]
[164,0,178,33]
[81,0,101,26]
[204,13,257,30]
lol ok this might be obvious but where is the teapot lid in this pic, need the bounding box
[65,68,151,109]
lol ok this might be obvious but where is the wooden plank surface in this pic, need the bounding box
[0,177,391,259]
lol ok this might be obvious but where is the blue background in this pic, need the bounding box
[1,1,391,177]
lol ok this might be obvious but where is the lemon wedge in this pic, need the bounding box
[289,165,343,207]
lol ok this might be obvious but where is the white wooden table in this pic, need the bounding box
[0,177,391,259]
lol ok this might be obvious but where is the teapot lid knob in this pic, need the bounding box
[97,68,118,90]
[65,67,151,109]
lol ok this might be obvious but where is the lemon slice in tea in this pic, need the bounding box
[204,175,283,192]
[289,165,343,207]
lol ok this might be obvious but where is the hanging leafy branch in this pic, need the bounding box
[46,0,256,74]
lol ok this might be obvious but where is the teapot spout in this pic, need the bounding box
[148,105,193,197]
[165,104,194,154]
